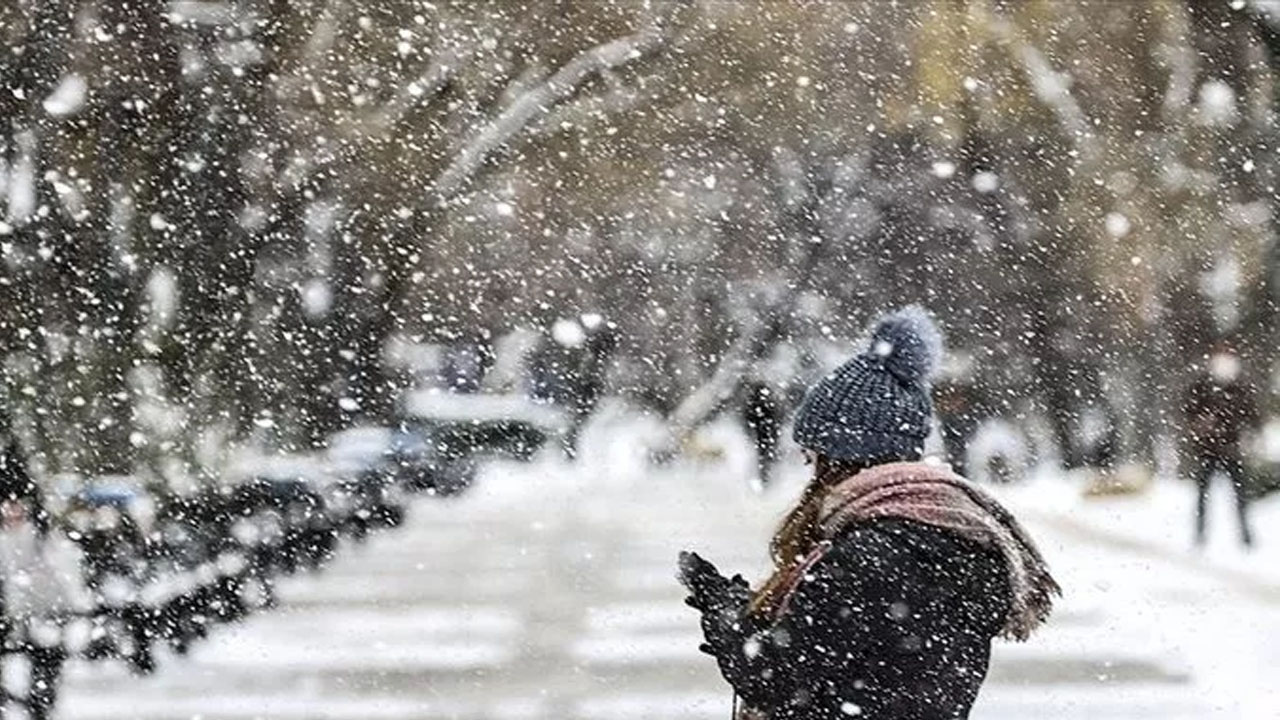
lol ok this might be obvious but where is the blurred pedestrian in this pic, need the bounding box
[529,317,583,408]
[1,494,71,720]
[1076,399,1120,471]
[934,366,983,477]
[740,342,812,487]
[740,380,782,487]
[679,307,1058,720]
[1,425,47,535]
[0,428,80,720]
[1183,343,1260,548]
[569,313,618,456]
[530,313,618,459]
[440,334,494,393]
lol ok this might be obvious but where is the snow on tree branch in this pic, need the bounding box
[365,46,472,135]
[985,12,1098,167]
[527,70,664,139]
[431,3,688,202]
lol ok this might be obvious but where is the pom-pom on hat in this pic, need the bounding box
[792,306,943,463]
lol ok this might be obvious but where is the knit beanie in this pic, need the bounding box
[792,306,943,463]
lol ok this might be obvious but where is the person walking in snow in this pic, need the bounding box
[1183,342,1260,548]
[740,379,783,487]
[934,372,983,477]
[530,313,618,458]
[1,421,47,535]
[571,313,618,456]
[739,340,816,487]
[1,427,83,719]
[678,307,1059,720]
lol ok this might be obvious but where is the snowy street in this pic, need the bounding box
[52,424,1280,720]
[8,2,1280,719]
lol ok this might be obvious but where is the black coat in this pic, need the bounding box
[1,439,36,500]
[1183,375,1259,457]
[1,438,48,534]
[700,518,1010,720]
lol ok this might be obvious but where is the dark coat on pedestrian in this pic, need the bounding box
[1183,372,1258,458]
[1182,359,1261,546]
[1,437,47,535]
[741,380,783,485]
[713,518,1009,719]
[686,461,1058,720]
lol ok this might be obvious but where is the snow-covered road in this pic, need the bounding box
[55,425,1280,720]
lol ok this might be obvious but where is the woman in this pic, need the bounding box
[679,307,1059,720]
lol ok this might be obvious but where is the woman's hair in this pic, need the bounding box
[749,455,872,614]
[750,451,923,615]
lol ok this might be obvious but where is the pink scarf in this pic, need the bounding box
[776,461,1059,641]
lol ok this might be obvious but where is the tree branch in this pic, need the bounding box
[526,71,664,139]
[431,3,686,203]
[985,11,1099,167]
[363,46,472,135]
[665,149,829,442]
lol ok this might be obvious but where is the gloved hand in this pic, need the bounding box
[677,550,751,616]
[679,551,759,664]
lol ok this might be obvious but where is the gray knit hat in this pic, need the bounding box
[792,306,943,463]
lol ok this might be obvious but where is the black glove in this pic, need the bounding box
[678,551,748,611]
[678,550,754,654]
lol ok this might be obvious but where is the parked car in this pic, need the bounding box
[221,455,340,573]
[389,426,476,497]
[400,390,568,472]
[63,477,153,594]
[329,424,475,498]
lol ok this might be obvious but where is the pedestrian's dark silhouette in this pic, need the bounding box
[1,423,39,668]
[741,380,782,486]
[1183,346,1259,548]
[529,319,581,407]
[679,307,1058,720]
[0,423,63,720]
[529,315,617,459]
[1077,400,1120,471]
[934,374,982,476]
[440,336,494,393]
[567,315,618,457]
[1,432,46,536]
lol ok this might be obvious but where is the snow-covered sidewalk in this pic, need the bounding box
[50,416,1280,719]
[997,470,1280,593]
[992,471,1280,720]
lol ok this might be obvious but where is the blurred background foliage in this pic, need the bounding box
[2,0,1279,478]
